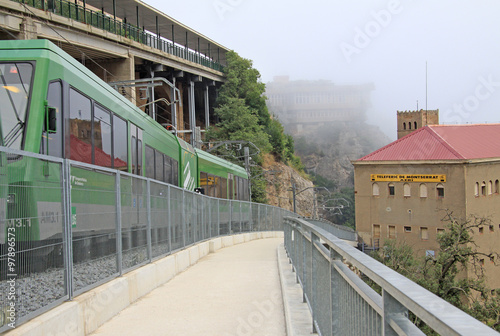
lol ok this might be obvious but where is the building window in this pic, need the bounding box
[372,183,380,196]
[403,122,406,130]
[409,122,412,130]
[495,180,499,194]
[388,225,396,239]
[479,227,484,234]
[419,184,427,198]
[488,180,493,195]
[403,183,411,197]
[373,224,381,238]
[437,228,445,235]
[490,225,494,233]
[388,183,395,196]
[481,181,486,196]
[414,121,417,129]
[404,226,412,233]
[436,184,445,198]
[475,182,479,197]
[480,259,485,266]
[421,227,429,240]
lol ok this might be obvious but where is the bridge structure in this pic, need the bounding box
[0,147,498,335]
[0,0,228,147]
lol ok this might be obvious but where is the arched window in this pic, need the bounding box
[420,184,427,198]
[403,122,406,130]
[437,183,445,198]
[404,183,411,197]
[388,183,395,196]
[475,182,479,197]
[496,180,499,194]
[488,180,493,195]
[414,121,418,129]
[409,122,412,130]
[481,181,486,196]
[372,183,380,196]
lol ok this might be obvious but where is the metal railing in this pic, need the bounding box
[0,147,292,332]
[8,0,224,71]
[284,217,499,336]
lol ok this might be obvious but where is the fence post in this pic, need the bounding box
[62,159,73,300]
[217,198,220,236]
[383,289,408,336]
[311,232,319,334]
[115,171,123,275]
[182,190,186,247]
[146,179,152,262]
[330,246,342,335]
[229,200,232,234]
[167,185,172,253]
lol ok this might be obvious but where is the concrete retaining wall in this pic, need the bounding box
[4,232,283,336]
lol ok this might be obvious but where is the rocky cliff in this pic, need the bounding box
[294,122,391,189]
[262,154,315,217]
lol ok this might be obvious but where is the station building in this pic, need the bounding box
[353,121,500,288]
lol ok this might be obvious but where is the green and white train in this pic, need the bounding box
[0,39,249,268]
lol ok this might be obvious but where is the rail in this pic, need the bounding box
[0,147,292,332]
[283,216,499,336]
[8,0,224,71]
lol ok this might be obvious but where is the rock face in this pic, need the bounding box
[294,122,391,189]
[262,154,316,217]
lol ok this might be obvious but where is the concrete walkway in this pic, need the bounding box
[90,238,286,336]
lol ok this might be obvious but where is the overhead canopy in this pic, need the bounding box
[83,0,230,65]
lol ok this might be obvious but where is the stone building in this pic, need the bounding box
[265,76,374,135]
[352,123,500,288]
[397,109,439,139]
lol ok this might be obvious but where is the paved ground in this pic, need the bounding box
[90,238,287,336]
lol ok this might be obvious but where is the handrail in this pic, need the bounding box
[284,216,498,336]
[9,0,224,71]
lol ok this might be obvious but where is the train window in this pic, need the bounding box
[145,145,155,179]
[155,150,164,182]
[172,159,179,186]
[93,105,112,168]
[164,155,172,184]
[130,125,143,175]
[200,172,208,191]
[220,177,227,199]
[42,81,63,157]
[1,62,33,150]
[69,88,92,164]
[113,115,128,170]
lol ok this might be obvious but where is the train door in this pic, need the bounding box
[130,124,145,226]
[228,173,234,200]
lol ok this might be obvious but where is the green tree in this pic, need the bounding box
[206,50,304,203]
[375,210,500,332]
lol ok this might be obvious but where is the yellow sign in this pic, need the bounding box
[370,174,446,183]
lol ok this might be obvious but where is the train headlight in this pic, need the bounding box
[7,193,15,204]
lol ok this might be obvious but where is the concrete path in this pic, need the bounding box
[90,238,286,336]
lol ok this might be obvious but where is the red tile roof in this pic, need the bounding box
[357,124,500,161]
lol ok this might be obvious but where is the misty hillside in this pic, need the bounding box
[293,122,391,190]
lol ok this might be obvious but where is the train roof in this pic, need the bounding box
[196,149,248,178]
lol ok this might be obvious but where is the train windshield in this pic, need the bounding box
[0,62,33,149]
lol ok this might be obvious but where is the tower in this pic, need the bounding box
[397,109,439,139]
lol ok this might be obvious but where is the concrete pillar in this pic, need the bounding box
[86,55,136,104]
[19,17,37,40]
[204,84,210,130]
[189,79,196,146]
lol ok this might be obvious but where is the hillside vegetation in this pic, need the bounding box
[206,51,305,204]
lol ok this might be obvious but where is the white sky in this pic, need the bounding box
[145,0,500,139]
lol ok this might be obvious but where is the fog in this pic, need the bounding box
[145,0,500,139]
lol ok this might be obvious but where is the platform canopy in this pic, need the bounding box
[83,0,230,65]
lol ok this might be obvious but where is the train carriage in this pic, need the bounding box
[0,39,249,271]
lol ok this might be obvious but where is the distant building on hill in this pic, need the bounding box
[353,122,500,289]
[265,76,374,135]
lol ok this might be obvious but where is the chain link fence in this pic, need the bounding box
[0,147,293,332]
